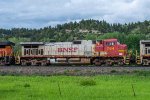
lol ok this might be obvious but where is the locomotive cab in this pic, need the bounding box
[95,39,127,57]
[93,38,127,66]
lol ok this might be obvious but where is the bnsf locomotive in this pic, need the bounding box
[0,38,150,66]
[19,39,128,66]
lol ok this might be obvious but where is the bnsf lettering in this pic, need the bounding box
[58,47,78,52]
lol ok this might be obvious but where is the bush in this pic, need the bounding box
[24,83,30,88]
[80,78,96,86]
[134,71,150,76]
[110,70,117,73]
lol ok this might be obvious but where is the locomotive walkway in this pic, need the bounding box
[0,66,150,76]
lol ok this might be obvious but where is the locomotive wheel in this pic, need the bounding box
[118,61,124,66]
[105,60,113,66]
[31,62,36,66]
[41,62,47,66]
[21,62,26,66]
[26,62,31,66]
[95,62,101,66]
[94,59,101,66]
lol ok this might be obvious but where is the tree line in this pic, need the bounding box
[0,19,150,53]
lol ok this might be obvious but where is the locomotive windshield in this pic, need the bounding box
[106,42,116,46]
[117,42,120,44]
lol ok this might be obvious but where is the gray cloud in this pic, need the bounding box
[0,0,149,28]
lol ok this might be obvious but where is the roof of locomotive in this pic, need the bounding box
[45,42,72,45]
[20,42,44,45]
[103,38,118,42]
[45,40,93,45]
[0,41,15,46]
[140,40,150,44]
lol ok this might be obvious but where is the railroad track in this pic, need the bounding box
[0,66,150,76]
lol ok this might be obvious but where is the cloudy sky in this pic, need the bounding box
[0,0,149,28]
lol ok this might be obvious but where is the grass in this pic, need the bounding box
[0,75,150,100]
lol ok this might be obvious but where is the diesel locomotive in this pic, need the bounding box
[0,41,15,65]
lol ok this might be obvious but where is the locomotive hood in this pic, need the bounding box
[118,44,127,49]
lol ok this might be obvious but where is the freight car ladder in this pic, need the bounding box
[14,52,20,65]
[125,55,130,65]
[136,50,141,65]
[125,50,132,65]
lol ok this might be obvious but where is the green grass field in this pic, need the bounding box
[0,74,150,100]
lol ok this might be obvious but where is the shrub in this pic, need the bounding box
[135,71,150,76]
[24,83,30,88]
[80,78,96,86]
[110,70,117,73]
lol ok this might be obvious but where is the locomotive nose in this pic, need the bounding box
[120,44,127,49]
[123,44,127,50]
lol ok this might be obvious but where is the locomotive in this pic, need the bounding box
[139,40,150,65]
[0,41,15,65]
[0,38,150,66]
[19,38,128,66]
